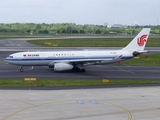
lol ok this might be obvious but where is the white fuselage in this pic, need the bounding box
[4,50,133,66]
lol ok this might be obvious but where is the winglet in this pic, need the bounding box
[123,28,151,51]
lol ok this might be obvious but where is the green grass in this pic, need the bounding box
[27,38,160,47]
[0,79,160,87]
[121,54,160,66]
[0,33,55,39]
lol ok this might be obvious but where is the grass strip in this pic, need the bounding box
[121,54,160,66]
[27,38,160,47]
[0,79,160,87]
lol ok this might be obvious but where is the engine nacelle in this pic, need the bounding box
[133,51,141,56]
[54,63,73,71]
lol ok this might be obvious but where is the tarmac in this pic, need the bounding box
[0,86,160,120]
[1,62,160,80]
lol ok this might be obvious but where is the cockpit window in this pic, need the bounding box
[9,56,13,58]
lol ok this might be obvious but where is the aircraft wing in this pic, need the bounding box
[48,55,123,66]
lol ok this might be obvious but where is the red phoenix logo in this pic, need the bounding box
[137,34,147,46]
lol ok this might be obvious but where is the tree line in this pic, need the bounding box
[0,23,159,35]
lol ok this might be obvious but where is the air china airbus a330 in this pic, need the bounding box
[5,28,151,72]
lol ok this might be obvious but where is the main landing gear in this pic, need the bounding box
[72,67,86,72]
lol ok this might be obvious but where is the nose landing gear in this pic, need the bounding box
[20,66,24,72]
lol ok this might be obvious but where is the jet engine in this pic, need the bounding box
[54,63,73,71]
[133,51,141,56]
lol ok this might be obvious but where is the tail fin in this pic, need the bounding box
[123,28,151,51]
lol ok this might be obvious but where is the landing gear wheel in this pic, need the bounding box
[72,67,86,72]
[81,69,86,72]
[76,68,86,72]
[75,68,81,72]
[20,66,24,72]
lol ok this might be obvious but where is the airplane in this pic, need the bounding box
[5,28,151,72]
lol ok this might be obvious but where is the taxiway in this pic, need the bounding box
[1,64,160,80]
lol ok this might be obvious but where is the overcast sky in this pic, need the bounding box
[0,0,159,25]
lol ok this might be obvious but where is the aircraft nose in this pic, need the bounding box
[4,57,9,62]
[4,57,11,63]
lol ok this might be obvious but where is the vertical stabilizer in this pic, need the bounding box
[123,28,151,51]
